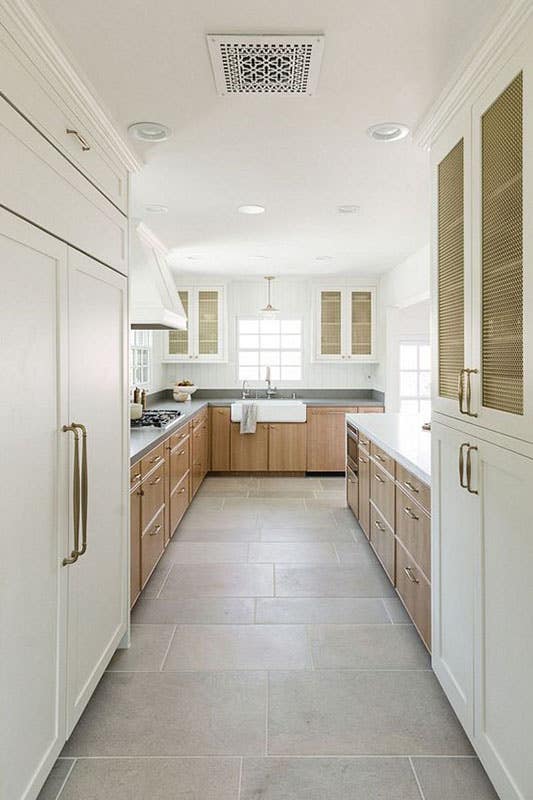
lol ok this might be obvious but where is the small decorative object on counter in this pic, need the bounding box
[140,389,147,409]
[133,386,141,404]
[173,380,197,401]
[130,402,143,420]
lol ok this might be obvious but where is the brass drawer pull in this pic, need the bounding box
[66,128,90,151]
[465,369,478,418]
[180,487,186,493]
[403,507,419,521]
[459,442,469,489]
[149,454,162,465]
[466,445,478,494]
[375,453,386,463]
[149,524,162,536]
[359,457,368,464]
[360,439,369,447]
[178,450,186,456]
[131,472,141,482]
[403,480,419,494]
[403,566,419,584]
[374,520,385,532]
[149,475,162,485]
[374,473,385,484]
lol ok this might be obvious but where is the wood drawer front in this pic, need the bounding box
[346,465,359,517]
[370,460,395,529]
[130,487,141,608]
[396,487,431,580]
[170,471,190,537]
[130,462,142,489]
[357,406,384,413]
[396,462,431,513]
[141,462,165,531]
[141,506,165,587]
[307,407,358,472]
[396,541,431,651]
[0,96,127,274]
[192,408,208,429]
[170,423,191,449]
[370,502,395,583]
[370,442,396,477]
[169,436,190,492]
[358,431,371,452]
[141,443,165,479]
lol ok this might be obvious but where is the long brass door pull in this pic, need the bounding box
[62,422,88,565]
[459,443,469,488]
[466,445,478,494]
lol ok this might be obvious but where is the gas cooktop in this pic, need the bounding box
[130,409,182,429]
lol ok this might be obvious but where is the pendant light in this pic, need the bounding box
[260,276,279,318]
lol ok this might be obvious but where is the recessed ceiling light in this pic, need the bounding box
[238,205,265,215]
[315,256,333,261]
[185,256,200,261]
[337,205,360,215]
[145,204,168,214]
[128,121,172,142]
[250,255,270,260]
[366,122,409,142]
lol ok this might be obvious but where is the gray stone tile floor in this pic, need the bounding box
[39,475,498,799]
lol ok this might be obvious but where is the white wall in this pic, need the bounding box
[374,245,430,403]
[161,278,378,391]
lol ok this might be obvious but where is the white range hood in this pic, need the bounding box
[130,222,186,330]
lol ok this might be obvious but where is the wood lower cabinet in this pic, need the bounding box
[130,478,142,608]
[369,501,395,582]
[346,465,358,516]
[358,449,370,538]
[170,471,189,533]
[396,486,430,581]
[141,506,165,586]
[211,406,231,470]
[369,459,395,529]
[307,407,358,471]
[191,415,209,495]
[396,539,431,649]
[269,423,307,471]
[231,423,269,470]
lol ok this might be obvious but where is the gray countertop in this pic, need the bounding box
[131,395,383,464]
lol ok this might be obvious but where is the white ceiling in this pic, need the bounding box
[36,0,508,276]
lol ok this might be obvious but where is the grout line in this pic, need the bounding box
[65,754,479,761]
[159,625,177,671]
[306,624,315,670]
[265,673,269,756]
[272,564,276,597]
[409,757,427,800]
[237,756,244,800]
[381,598,395,624]
[253,598,257,624]
[332,542,341,564]
[55,758,77,800]
[155,563,174,599]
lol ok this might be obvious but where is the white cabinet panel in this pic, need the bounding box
[65,249,128,733]
[0,209,68,800]
[314,286,377,362]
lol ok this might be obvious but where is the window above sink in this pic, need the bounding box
[238,317,302,382]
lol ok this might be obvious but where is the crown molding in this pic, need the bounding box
[0,0,142,171]
[414,0,533,150]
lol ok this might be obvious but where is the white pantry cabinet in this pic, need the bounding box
[165,286,226,362]
[314,285,376,362]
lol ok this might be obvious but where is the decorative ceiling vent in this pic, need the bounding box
[207,35,324,96]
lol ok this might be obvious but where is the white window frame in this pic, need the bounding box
[163,286,227,363]
[398,339,431,415]
[313,285,377,363]
[130,330,152,388]
[236,316,304,384]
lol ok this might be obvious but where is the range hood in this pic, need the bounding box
[130,222,187,330]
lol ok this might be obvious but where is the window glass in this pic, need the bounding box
[238,318,303,382]
[399,341,431,416]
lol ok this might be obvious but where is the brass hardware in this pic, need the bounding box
[465,369,478,417]
[458,368,467,414]
[180,488,186,493]
[403,480,419,494]
[178,450,185,456]
[62,424,81,566]
[72,423,88,557]
[136,489,144,496]
[375,454,386,463]
[466,445,479,495]
[360,439,369,447]
[403,566,419,584]
[403,507,419,521]
[66,128,90,151]
[359,457,368,464]
[131,472,141,481]
[374,520,385,532]
[149,475,162,485]
[459,443,469,489]
[149,455,162,465]
[374,473,385,484]
[149,524,162,536]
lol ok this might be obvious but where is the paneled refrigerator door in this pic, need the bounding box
[431,108,473,422]
[470,42,533,445]
[470,436,533,800]
[65,249,128,735]
[0,209,68,800]
[431,418,477,736]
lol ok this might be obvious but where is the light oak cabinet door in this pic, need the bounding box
[269,423,307,471]
[369,502,395,583]
[346,466,359,516]
[130,478,142,608]
[358,451,370,538]
[230,423,269,471]
[211,406,230,471]
[307,407,358,471]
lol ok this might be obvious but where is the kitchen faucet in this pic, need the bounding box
[265,376,277,399]
[241,380,251,399]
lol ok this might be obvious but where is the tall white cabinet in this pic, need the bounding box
[0,12,135,800]
[430,17,533,800]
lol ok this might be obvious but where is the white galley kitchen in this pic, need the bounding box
[1,1,532,799]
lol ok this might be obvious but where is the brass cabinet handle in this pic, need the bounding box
[131,472,142,481]
[72,423,88,557]
[374,519,386,532]
[149,475,162,485]
[459,442,469,489]
[374,473,385,483]
[375,453,386,463]
[149,454,162,464]
[466,445,478,494]
[458,368,467,414]
[178,450,185,456]
[149,524,162,536]
[360,439,369,447]
[403,566,419,584]
[403,507,419,521]
[180,487,186,493]
[359,457,368,464]
[466,369,479,418]
[403,480,419,494]
[66,128,91,151]
[62,424,81,565]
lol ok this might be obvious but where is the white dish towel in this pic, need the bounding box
[240,402,258,434]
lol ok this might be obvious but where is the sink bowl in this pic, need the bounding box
[231,400,307,423]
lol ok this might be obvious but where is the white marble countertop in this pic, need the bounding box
[346,412,431,485]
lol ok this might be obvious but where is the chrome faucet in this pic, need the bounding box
[241,380,250,399]
[265,377,277,399]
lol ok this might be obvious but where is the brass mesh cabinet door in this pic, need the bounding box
[198,290,219,355]
[168,290,189,356]
[481,72,523,415]
[351,291,372,355]
[320,291,342,356]
[438,139,465,399]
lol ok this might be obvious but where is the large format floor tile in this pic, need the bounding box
[309,624,431,669]
[107,624,175,671]
[163,541,249,563]
[249,542,337,563]
[268,670,473,755]
[163,624,311,670]
[255,597,392,624]
[179,509,260,530]
[175,527,260,542]
[259,509,336,528]
[63,671,267,756]
[132,597,255,624]
[159,564,274,597]
[57,757,240,800]
[275,564,395,597]
[36,759,74,800]
[411,757,500,800]
[240,757,421,800]
[259,527,354,542]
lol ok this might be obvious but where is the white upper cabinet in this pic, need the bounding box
[165,286,226,362]
[314,286,376,362]
[433,38,533,444]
